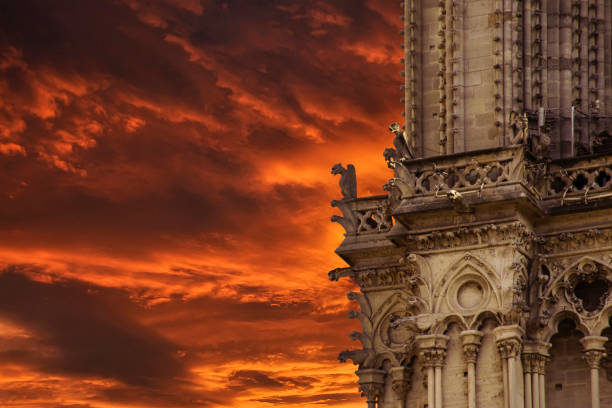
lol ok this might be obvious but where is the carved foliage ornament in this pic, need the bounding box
[406,221,535,252]
[584,350,607,369]
[496,339,522,359]
[419,348,446,368]
[538,228,612,255]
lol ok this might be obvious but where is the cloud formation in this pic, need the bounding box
[0,0,401,406]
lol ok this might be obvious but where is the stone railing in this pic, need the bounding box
[384,145,532,199]
[543,155,612,204]
[385,145,612,207]
[331,195,393,236]
[332,147,612,238]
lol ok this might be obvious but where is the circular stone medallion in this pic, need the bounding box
[457,281,484,309]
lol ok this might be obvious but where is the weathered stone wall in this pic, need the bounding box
[403,0,612,159]
[546,325,590,407]
[476,320,504,408]
[442,324,469,408]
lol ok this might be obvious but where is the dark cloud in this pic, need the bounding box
[0,265,185,387]
[227,370,319,391]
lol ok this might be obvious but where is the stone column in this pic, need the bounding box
[522,341,551,408]
[580,336,608,408]
[494,325,524,408]
[416,334,449,408]
[356,368,386,408]
[461,330,483,408]
[390,366,412,408]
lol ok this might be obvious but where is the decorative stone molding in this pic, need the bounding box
[538,228,612,255]
[329,262,420,291]
[354,266,419,291]
[404,221,535,253]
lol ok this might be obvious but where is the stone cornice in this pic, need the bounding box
[329,262,419,291]
[402,220,534,254]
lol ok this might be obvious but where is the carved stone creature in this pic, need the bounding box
[509,111,550,158]
[446,189,473,213]
[338,349,375,367]
[389,122,413,160]
[509,111,528,145]
[331,199,359,235]
[384,160,417,199]
[331,163,357,200]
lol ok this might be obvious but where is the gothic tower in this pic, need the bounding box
[330,2,612,408]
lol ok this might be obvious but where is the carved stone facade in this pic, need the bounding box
[329,2,612,407]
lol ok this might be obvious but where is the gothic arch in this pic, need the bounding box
[471,310,502,331]
[433,313,469,335]
[374,351,401,369]
[433,253,502,316]
[541,310,590,342]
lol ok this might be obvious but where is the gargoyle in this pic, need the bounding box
[384,178,414,199]
[509,111,528,145]
[445,189,473,213]
[388,122,413,160]
[328,267,353,281]
[331,199,359,235]
[348,309,373,334]
[350,330,373,349]
[347,291,372,317]
[338,349,375,367]
[331,163,357,200]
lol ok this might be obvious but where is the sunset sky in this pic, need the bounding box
[0,1,401,406]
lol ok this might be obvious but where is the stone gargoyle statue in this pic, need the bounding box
[331,163,359,235]
[331,163,357,200]
[387,122,413,161]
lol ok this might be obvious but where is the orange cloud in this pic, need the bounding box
[0,1,400,407]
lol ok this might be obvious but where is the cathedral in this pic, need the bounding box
[329,1,612,408]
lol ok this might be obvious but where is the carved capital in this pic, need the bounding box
[522,353,548,374]
[460,330,483,364]
[462,344,479,364]
[523,341,551,374]
[390,366,412,400]
[493,325,524,359]
[580,336,608,369]
[416,334,449,368]
[497,339,522,359]
[584,350,606,369]
[356,368,385,404]
[420,348,447,367]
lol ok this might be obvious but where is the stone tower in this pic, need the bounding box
[330,2,612,408]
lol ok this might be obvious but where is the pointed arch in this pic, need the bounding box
[433,253,502,315]
[541,310,590,342]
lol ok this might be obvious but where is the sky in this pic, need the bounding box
[0,1,401,407]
